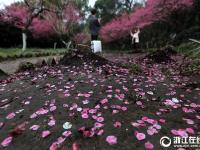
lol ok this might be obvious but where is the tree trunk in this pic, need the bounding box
[22,32,27,51]
[54,42,57,50]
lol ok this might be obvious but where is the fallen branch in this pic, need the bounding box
[189,39,200,44]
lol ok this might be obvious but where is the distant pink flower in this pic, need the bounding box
[145,141,154,149]
[42,130,51,138]
[1,136,13,147]
[106,136,117,145]
[135,132,146,141]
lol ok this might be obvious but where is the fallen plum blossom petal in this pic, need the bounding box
[6,112,16,120]
[135,132,146,141]
[106,136,117,145]
[72,142,79,150]
[62,131,72,137]
[186,128,195,134]
[97,117,104,122]
[42,130,51,138]
[48,120,56,126]
[50,106,57,112]
[114,121,122,128]
[82,113,89,119]
[97,129,104,136]
[0,122,4,129]
[1,136,13,147]
[49,142,58,150]
[145,141,154,149]
[30,125,40,131]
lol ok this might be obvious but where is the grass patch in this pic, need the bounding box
[177,42,200,58]
[0,48,67,60]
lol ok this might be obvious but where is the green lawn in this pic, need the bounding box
[177,42,200,58]
[0,48,67,60]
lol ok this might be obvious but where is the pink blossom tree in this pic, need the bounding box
[3,0,81,50]
[100,0,194,43]
[45,1,82,48]
[4,0,50,51]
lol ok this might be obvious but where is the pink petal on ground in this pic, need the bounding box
[50,106,57,112]
[145,141,154,149]
[0,122,4,129]
[49,142,58,150]
[121,106,127,111]
[57,137,66,144]
[100,99,108,104]
[72,142,79,150]
[97,129,104,136]
[186,128,195,134]
[94,122,104,128]
[135,132,146,141]
[1,136,13,147]
[6,112,15,119]
[142,117,149,121]
[177,130,188,137]
[159,119,166,124]
[183,118,195,125]
[147,128,157,136]
[30,125,40,131]
[113,121,122,128]
[154,124,161,130]
[62,131,72,137]
[42,130,51,138]
[196,116,200,120]
[171,129,178,136]
[82,113,89,119]
[97,117,104,122]
[30,113,37,119]
[106,136,117,145]
[48,120,56,126]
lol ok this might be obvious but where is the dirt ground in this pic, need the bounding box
[0,53,199,150]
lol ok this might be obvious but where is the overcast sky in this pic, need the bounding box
[0,0,97,9]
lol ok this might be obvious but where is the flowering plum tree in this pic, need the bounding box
[100,0,194,43]
[3,0,82,50]
[4,0,50,51]
[73,32,90,44]
[45,1,81,48]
